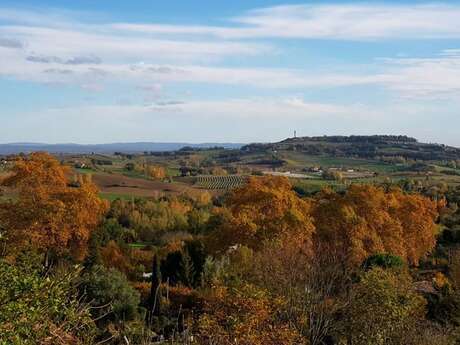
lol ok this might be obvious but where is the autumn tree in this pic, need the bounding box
[209,176,314,252]
[99,240,133,275]
[195,191,212,206]
[211,167,228,176]
[146,165,166,180]
[247,242,350,345]
[312,185,439,266]
[0,152,108,262]
[196,284,303,345]
[389,188,440,265]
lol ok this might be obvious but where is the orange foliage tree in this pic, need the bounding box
[99,240,133,274]
[99,240,154,278]
[209,176,314,252]
[312,185,439,266]
[0,152,108,261]
[147,165,166,180]
[195,191,212,206]
[196,284,302,345]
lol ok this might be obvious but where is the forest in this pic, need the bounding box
[2,152,460,344]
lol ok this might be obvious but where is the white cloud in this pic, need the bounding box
[3,46,460,99]
[3,3,460,46]
[1,5,460,100]
[174,98,369,119]
[379,54,460,98]
[0,53,385,93]
[111,4,460,40]
[16,97,372,121]
[0,24,268,63]
[1,3,459,70]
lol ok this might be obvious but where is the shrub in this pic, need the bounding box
[80,265,141,323]
[362,253,405,270]
[0,258,96,345]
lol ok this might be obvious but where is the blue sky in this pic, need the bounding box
[1,1,460,145]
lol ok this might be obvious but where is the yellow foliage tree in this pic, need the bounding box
[209,176,314,252]
[312,185,439,266]
[196,191,212,206]
[0,152,108,261]
[196,284,303,345]
[99,240,133,274]
[147,165,166,180]
[211,167,228,176]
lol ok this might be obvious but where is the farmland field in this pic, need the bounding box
[90,172,202,198]
[195,175,248,190]
[279,152,403,173]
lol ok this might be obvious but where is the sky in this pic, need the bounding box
[1,1,460,145]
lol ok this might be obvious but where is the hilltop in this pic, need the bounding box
[242,135,460,161]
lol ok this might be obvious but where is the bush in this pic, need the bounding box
[344,267,426,344]
[80,265,141,323]
[362,253,405,270]
[0,257,96,345]
[427,289,460,326]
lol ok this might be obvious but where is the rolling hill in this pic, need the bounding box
[242,135,460,161]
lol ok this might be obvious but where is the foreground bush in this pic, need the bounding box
[0,258,96,345]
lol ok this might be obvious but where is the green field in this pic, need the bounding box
[280,152,403,173]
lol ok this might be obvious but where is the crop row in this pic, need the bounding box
[195,175,248,190]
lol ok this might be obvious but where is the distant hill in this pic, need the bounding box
[3,136,460,162]
[242,135,460,161]
[0,142,243,155]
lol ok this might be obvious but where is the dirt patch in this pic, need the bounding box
[91,173,203,197]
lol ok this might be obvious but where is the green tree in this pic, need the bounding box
[343,267,425,345]
[79,265,140,324]
[362,253,405,270]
